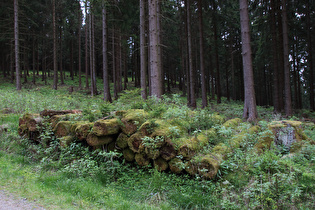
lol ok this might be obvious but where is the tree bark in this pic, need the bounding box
[14,0,21,90]
[140,0,148,99]
[149,0,162,98]
[281,0,292,116]
[240,0,257,122]
[85,2,89,89]
[102,4,112,102]
[186,0,196,108]
[198,0,207,108]
[306,1,314,111]
[78,7,82,89]
[53,0,58,90]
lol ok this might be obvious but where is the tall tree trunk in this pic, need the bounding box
[102,5,112,102]
[112,28,118,99]
[85,2,89,89]
[92,12,97,95]
[270,0,281,112]
[149,0,162,98]
[53,0,58,90]
[240,0,257,122]
[59,25,64,85]
[198,0,207,108]
[212,0,221,104]
[281,0,292,116]
[186,0,196,108]
[140,0,148,99]
[52,0,58,90]
[32,39,36,84]
[14,0,21,90]
[78,9,82,89]
[307,1,314,111]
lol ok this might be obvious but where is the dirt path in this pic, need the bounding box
[0,190,45,210]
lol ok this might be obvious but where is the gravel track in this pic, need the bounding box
[0,190,45,210]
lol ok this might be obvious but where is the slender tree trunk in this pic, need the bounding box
[212,1,221,104]
[59,25,64,85]
[112,28,118,99]
[14,0,21,90]
[32,39,36,84]
[198,0,207,108]
[92,12,97,95]
[140,0,148,99]
[240,0,257,122]
[85,2,89,89]
[149,0,162,98]
[270,0,281,112]
[70,39,74,80]
[307,1,314,111]
[53,0,58,90]
[78,9,82,89]
[102,5,112,102]
[186,0,196,108]
[281,0,292,116]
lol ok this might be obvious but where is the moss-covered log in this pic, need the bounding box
[40,109,82,117]
[222,118,242,128]
[154,157,168,172]
[75,122,94,141]
[169,158,184,174]
[116,133,129,149]
[160,140,177,161]
[54,121,75,137]
[119,109,148,135]
[92,118,120,136]
[178,132,209,160]
[60,136,75,147]
[186,154,222,179]
[128,132,145,153]
[123,148,135,162]
[135,152,150,166]
[86,133,114,147]
[18,113,43,140]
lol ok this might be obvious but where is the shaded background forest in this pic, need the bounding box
[0,0,314,112]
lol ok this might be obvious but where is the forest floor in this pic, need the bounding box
[0,189,45,210]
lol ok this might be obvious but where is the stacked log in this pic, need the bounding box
[18,110,312,180]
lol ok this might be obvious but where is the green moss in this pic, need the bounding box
[197,154,222,179]
[145,147,160,160]
[222,118,242,128]
[254,130,275,153]
[123,148,135,162]
[53,121,74,137]
[178,133,210,160]
[135,153,150,166]
[127,132,145,153]
[75,122,94,141]
[169,158,184,174]
[60,136,75,147]
[86,133,114,147]
[212,143,231,157]
[210,114,226,125]
[119,109,148,135]
[228,125,260,149]
[70,121,90,134]
[160,140,177,161]
[92,118,120,136]
[154,157,168,172]
[116,133,129,149]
